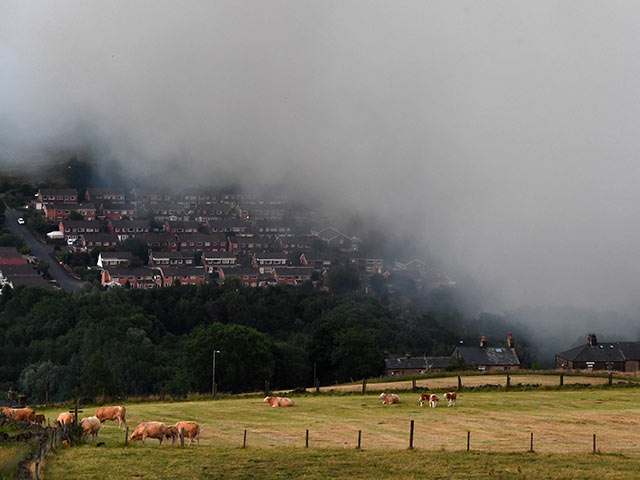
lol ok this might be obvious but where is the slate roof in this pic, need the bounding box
[384,357,428,370]
[455,346,520,367]
[556,342,640,362]
[426,356,451,369]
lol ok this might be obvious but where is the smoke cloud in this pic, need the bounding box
[2,1,640,315]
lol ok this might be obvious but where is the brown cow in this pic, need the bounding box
[129,422,168,446]
[428,394,440,408]
[263,396,294,407]
[81,416,101,441]
[164,425,180,446]
[34,414,46,425]
[95,406,126,428]
[174,421,201,446]
[57,412,75,425]
[419,393,430,407]
[443,391,457,407]
[1,407,14,418]
[12,408,35,423]
[379,393,400,405]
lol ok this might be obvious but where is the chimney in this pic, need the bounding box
[507,333,514,349]
[480,336,487,348]
[588,333,597,346]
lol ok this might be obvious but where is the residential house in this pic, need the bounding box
[0,247,28,265]
[136,233,179,251]
[207,219,250,234]
[299,252,333,270]
[252,220,294,236]
[236,203,286,221]
[193,203,233,222]
[276,235,314,253]
[555,333,640,372]
[58,220,101,240]
[85,188,126,204]
[350,253,385,274]
[100,201,136,220]
[272,266,314,286]
[218,266,259,287]
[252,252,288,273]
[383,355,451,376]
[201,251,237,273]
[158,266,207,286]
[149,250,195,266]
[101,266,162,289]
[227,235,271,254]
[43,202,96,222]
[451,334,520,371]
[148,202,187,221]
[164,220,200,233]
[108,220,150,240]
[37,188,78,205]
[131,188,172,204]
[313,227,360,252]
[0,264,54,291]
[80,233,119,250]
[97,251,132,268]
[178,233,227,251]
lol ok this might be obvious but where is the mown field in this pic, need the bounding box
[38,379,640,479]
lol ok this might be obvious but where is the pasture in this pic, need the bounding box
[39,384,640,479]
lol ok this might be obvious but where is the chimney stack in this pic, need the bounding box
[588,333,598,346]
[480,336,487,348]
[507,333,514,349]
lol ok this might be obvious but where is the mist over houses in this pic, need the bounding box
[21,186,456,293]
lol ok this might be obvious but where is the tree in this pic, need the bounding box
[325,264,359,294]
[78,352,120,399]
[19,361,66,402]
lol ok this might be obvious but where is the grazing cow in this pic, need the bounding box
[95,406,126,428]
[263,396,294,407]
[164,426,180,446]
[1,407,14,418]
[174,421,201,446]
[34,414,46,425]
[444,392,457,407]
[428,394,440,408]
[57,412,75,425]
[378,393,400,405]
[129,422,169,446]
[419,393,430,407]
[81,416,101,441]
[12,408,35,423]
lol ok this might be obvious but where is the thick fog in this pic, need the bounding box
[2,1,640,316]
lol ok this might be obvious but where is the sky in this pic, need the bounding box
[2,1,640,314]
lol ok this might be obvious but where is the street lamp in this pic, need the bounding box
[212,350,221,397]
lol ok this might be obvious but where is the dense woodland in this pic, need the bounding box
[0,281,536,402]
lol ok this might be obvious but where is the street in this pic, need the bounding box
[2,201,85,292]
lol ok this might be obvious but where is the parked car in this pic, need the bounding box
[17,217,25,225]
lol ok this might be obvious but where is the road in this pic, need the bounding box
[2,202,85,292]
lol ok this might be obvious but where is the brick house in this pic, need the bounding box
[227,235,271,254]
[97,251,132,268]
[43,202,96,222]
[276,235,314,252]
[299,252,333,270]
[149,250,195,266]
[272,266,314,286]
[58,220,101,239]
[158,266,207,286]
[555,333,640,372]
[136,233,179,251]
[207,219,250,234]
[384,356,451,376]
[37,188,78,205]
[202,251,237,273]
[101,201,136,220]
[217,266,259,287]
[108,220,150,240]
[101,266,162,289]
[80,233,119,250]
[0,247,28,265]
[252,252,289,273]
[164,220,200,233]
[451,334,520,371]
[177,233,227,251]
[85,188,126,204]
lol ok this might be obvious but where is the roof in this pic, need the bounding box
[99,252,132,260]
[109,220,150,229]
[384,356,427,370]
[0,247,23,259]
[39,188,77,196]
[106,266,160,277]
[556,342,640,363]
[202,251,236,259]
[160,266,206,277]
[254,252,289,260]
[426,356,451,369]
[455,346,520,366]
[150,250,194,259]
[59,220,101,228]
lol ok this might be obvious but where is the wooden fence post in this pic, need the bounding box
[315,379,320,393]
[305,429,309,448]
[467,431,470,451]
[593,433,597,453]
[180,428,185,447]
[125,426,129,445]
[506,374,511,389]
[530,432,534,452]
[362,378,367,394]
[409,420,414,450]
[265,380,270,396]
[412,379,417,391]
[243,429,247,448]
[560,374,564,386]
[357,430,361,449]
[458,376,462,390]
[608,373,613,386]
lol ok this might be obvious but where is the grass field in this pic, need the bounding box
[38,381,640,479]
[0,444,32,479]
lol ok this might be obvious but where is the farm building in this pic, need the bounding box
[384,355,451,376]
[451,334,520,371]
[555,333,640,372]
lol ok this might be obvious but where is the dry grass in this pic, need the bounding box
[0,444,31,480]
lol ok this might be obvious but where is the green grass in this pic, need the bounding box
[0,444,32,480]
[38,385,640,478]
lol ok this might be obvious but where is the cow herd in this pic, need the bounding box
[379,391,458,408]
